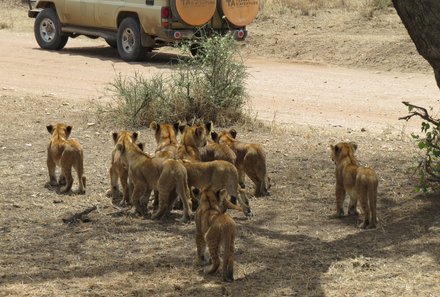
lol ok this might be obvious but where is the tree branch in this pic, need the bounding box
[63,206,97,225]
[399,101,440,126]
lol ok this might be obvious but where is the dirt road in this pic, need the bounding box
[1,31,439,132]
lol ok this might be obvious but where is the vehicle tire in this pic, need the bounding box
[190,43,199,57]
[117,18,148,62]
[34,8,68,50]
[105,38,117,48]
[190,43,205,57]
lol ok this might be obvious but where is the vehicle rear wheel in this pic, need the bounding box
[190,42,206,57]
[117,18,148,62]
[105,38,117,48]
[190,43,200,57]
[34,8,68,50]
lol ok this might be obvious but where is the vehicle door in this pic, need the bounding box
[63,0,97,27]
[95,0,125,29]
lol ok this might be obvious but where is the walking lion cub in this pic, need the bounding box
[330,142,378,229]
[114,131,193,222]
[149,121,180,159]
[195,188,236,282]
[211,129,270,197]
[46,123,86,194]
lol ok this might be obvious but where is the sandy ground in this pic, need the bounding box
[1,3,440,297]
[0,30,439,133]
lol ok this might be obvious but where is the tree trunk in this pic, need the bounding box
[393,0,440,89]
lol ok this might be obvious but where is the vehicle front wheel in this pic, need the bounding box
[117,18,149,62]
[34,8,68,50]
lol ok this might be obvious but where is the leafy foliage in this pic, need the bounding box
[401,101,440,192]
[109,34,248,127]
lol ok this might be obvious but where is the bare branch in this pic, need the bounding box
[63,206,97,225]
[399,101,440,126]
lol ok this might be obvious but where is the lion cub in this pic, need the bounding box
[106,131,143,205]
[182,159,252,218]
[212,129,270,197]
[330,142,378,229]
[115,131,193,222]
[200,122,237,164]
[176,122,208,161]
[46,123,86,194]
[195,188,236,282]
[150,121,180,159]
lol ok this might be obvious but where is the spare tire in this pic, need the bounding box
[171,0,217,26]
[217,0,259,27]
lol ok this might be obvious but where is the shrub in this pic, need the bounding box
[109,34,248,127]
[173,34,248,125]
[110,72,174,126]
[400,101,440,192]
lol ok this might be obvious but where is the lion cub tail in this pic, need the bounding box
[77,151,86,193]
[368,179,378,226]
[222,218,236,282]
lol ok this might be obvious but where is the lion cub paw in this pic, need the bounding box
[178,214,192,224]
[359,221,376,229]
[44,181,57,189]
[77,188,86,195]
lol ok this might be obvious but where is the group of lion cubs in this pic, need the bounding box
[45,121,378,282]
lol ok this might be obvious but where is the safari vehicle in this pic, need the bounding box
[27,0,259,62]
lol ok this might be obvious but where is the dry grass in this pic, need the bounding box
[0,1,33,32]
[260,0,392,16]
[1,91,439,296]
[0,1,438,295]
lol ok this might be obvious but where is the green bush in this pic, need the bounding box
[109,34,248,127]
[401,101,440,192]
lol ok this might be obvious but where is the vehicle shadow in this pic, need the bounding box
[35,45,188,68]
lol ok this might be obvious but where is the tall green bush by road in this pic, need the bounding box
[110,34,248,127]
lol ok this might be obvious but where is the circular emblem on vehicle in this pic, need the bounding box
[172,0,217,26]
[218,0,259,27]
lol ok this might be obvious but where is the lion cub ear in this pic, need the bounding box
[137,142,144,151]
[112,131,119,144]
[215,189,228,204]
[211,131,219,142]
[66,125,73,138]
[178,123,189,134]
[149,121,159,131]
[229,129,237,139]
[132,132,139,141]
[331,144,341,156]
[46,124,54,134]
[350,142,358,152]
[205,121,213,134]
[173,122,180,134]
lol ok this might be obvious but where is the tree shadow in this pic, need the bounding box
[225,191,440,296]
[1,212,195,285]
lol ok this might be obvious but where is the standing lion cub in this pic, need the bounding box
[46,123,86,194]
[195,188,236,282]
[330,142,378,229]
